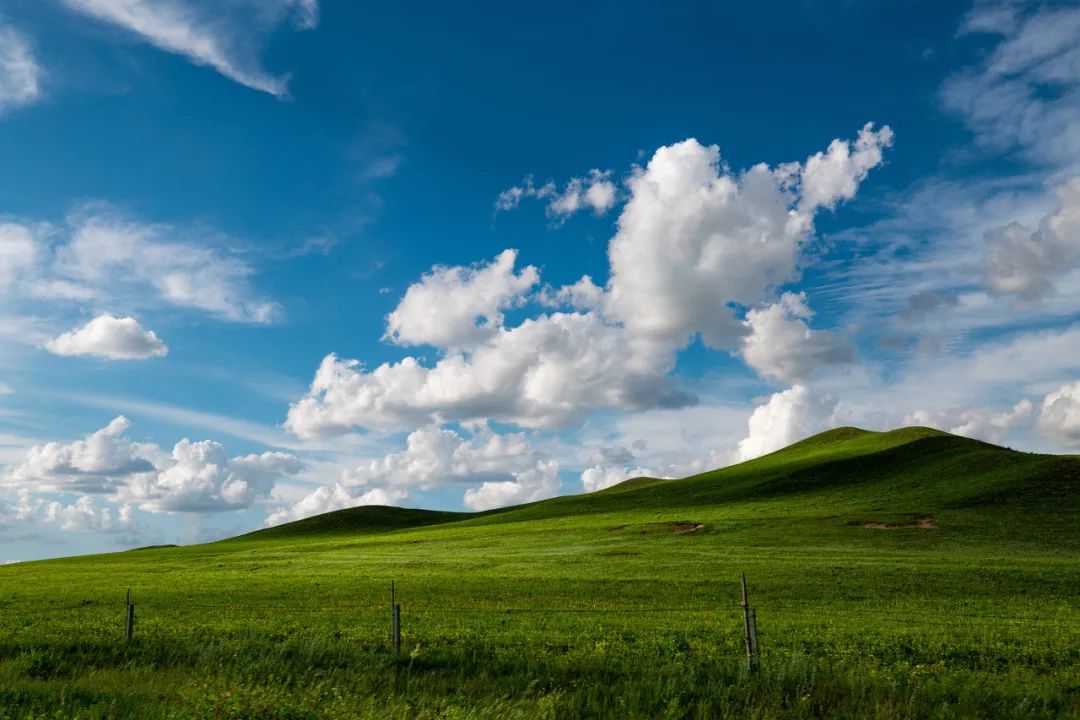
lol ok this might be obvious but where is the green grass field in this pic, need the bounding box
[2,426,1079,719]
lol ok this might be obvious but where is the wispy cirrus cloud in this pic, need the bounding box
[1,205,280,329]
[60,0,319,97]
[0,18,42,114]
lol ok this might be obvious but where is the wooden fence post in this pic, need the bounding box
[741,573,759,672]
[391,581,401,657]
[124,589,135,641]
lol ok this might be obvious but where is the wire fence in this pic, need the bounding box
[2,575,1077,689]
[1,600,1075,619]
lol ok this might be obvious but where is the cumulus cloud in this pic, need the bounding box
[983,178,1080,301]
[602,125,891,351]
[0,19,42,114]
[1035,381,1080,448]
[61,0,319,97]
[795,123,895,213]
[38,496,132,533]
[905,399,1033,444]
[0,489,132,534]
[122,442,304,513]
[735,385,837,462]
[6,416,158,493]
[290,126,887,438]
[286,311,690,436]
[265,484,407,527]
[385,250,539,349]
[4,417,303,513]
[462,460,559,511]
[341,425,560,511]
[343,425,549,490]
[266,425,560,520]
[45,314,167,360]
[496,170,618,219]
[739,292,854,383]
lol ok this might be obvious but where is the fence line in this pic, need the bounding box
[1,601,1075,624]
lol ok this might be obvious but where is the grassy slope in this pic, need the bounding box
[233,505,472,542]
[2,427,1079,719]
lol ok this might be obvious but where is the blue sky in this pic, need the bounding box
[1,0,1078,561]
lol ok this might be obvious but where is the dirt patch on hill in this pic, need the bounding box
[858,514,937,530]
[674,523,705,534]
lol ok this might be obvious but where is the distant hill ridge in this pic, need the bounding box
[229,426,1079,544]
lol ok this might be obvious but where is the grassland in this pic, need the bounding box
[1,427,1079,719]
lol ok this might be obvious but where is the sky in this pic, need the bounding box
[1,0,1079,561]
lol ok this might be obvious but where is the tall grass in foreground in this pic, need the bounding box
[0,605,1077,719]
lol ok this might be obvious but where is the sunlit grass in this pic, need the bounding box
[1,427,1078,718]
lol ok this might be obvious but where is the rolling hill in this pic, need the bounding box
[230,425,1080,548]
[2,426,1078,719]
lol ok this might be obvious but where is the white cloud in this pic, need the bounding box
[265,424,562,520]
[941,3,1080,168]
[739,292,854,383]
[735,385,837,462]
[496,170,618,218]
[1035,381,1080,448]
[122,442,304,513]
[0,19,42,114]
[289,126,887,438]
[905,399,1033,444]
[796,123,895,213]
[0,210,278,329]
[286,310,690,436]
[343,425,547,489]
[602,126,891,351]
[580,464,652,493]
[6,416,158,493]
[265,484,407,527]
[45,314,168,360]
[984,178,1080,301]
[4,417,303,514]
[56,209,279,323]
[0,383,12,396]
[339,424,560,511]
[0,487,135,535]
[547,170,619,218]
[27,280,98,301]
[39,496,132,533]
[61,0,319,97]
[462,459,559,511]
[569,402,748,480]
[0,223,39,291]
[539,275,605,311]
[385,250,539,349]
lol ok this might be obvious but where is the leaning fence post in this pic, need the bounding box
[391,581,401,657]
[124,589,135,641]
[740,573,759,672]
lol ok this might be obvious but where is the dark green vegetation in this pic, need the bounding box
[2,427,1079,719]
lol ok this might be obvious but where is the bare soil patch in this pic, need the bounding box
[674,523,705,534]
[856,514,937,530]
